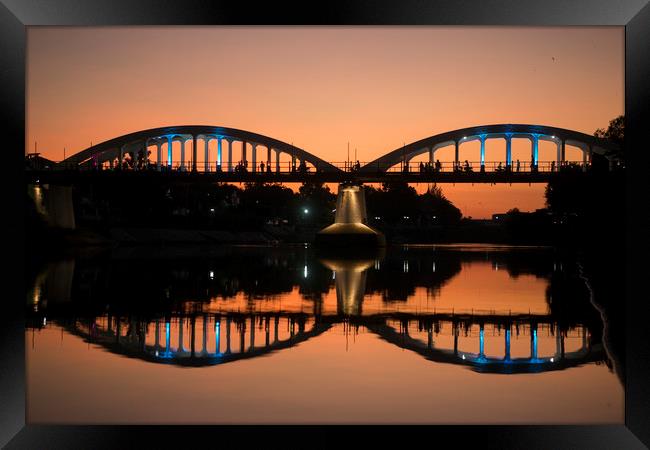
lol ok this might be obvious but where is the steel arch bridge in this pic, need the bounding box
[42,123,623,183]
[56,310,604,374]
[58,125,342,173]
[359,123,622,173]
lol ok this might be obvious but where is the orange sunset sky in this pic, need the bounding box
[26,26,623,218]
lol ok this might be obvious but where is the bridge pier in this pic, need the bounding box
[156,142,162,171]
[252,144,257,172]
[204,137,210,172]
[242,141,248,169]
[227,139,233,172]
[217,137,223,171]
[180,139,186,171]
[215,318,221,355]
[192,135,198,172]
[479,135,486,172]
[505,134,513,169]
[530,324,538,359]
[167,137,173,169]
[37,184,76,229]
[314,183,385,247]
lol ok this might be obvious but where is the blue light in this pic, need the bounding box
[215,321,221,355]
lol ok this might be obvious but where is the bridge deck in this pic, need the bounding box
[26,168,612,184]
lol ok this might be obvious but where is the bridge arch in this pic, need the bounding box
[360,124,621,173]
[58,125,342,173]
[63,312,332,367]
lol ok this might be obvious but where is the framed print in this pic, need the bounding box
[3,0,650,448]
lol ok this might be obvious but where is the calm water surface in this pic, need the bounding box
[26,244,623,424]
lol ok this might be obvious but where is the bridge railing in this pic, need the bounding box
[360,160,592,174]
[31,159,594,174]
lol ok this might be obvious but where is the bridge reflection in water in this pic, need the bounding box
[28,246,609,375]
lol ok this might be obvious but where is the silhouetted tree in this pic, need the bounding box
[594,115,624,161]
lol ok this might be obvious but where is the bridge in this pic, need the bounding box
[40,310,602,374]
[28,123,622,184]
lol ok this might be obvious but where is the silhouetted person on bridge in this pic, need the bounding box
[463,160,472,173]
[551,160,555,172]
[260,162,265,173]
[420,161,425,173]
[516,159,520,172]
[435,159,441,172]
[496,162,503,172]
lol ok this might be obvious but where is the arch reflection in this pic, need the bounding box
[27,245,612,375]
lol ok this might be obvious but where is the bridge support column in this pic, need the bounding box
[215,318,221,355]
[479,324,485,358]
[276,150,281,173]
[250,316,255,350]
[583,146,588,172]
[204,137,210,172]
[556,140,562,169]
[178,317,184,353]
[227,139,233,172]
[142,140,148,169]
[561,141,566,163]
[531,135,539,170]
[42,184,76,229]
[505,134,513,169]
[192,135,198,172]
[217,137,222,171]
[504,327,511,361]
[428,146,433,165]
[265,317,270,346]
[291,154,296,172]
[242,141,247,169]
[479,135,485,172]
[252,144,257,173]
[454,141,459,170]
[530,324,538,359]
[120,144,126,169]
[190,316,196,357]
[267,146,272,171]
[226,317,231,354]
[202,315,208,355]
[156,142,162,171]
[165,320,171,356]
[180,139,186,171]
[167,137,173,169]
[239,322,245,353]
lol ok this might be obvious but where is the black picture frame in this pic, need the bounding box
[2,1,649,448]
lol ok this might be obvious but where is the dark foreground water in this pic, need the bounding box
[26,244,623,424]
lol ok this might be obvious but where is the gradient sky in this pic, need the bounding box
[27,26,623,218]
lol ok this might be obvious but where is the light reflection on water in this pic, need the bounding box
[25,245,623,424]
